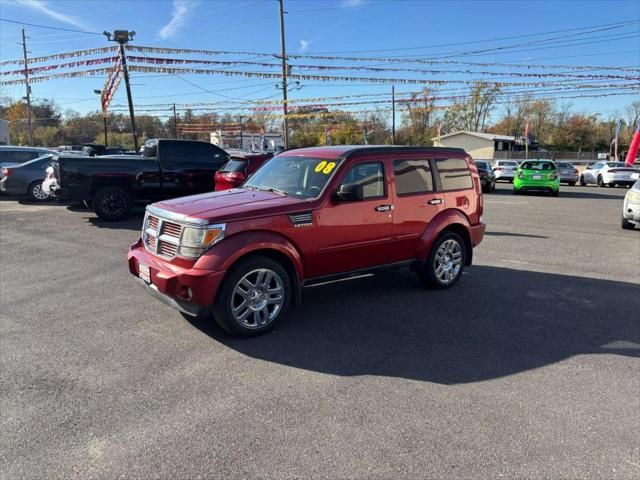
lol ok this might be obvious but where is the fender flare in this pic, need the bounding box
[416,209,473,265]
[194,230,305,304]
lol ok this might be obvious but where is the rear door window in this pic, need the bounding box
[393,159,434,195]
[436,158,473,190]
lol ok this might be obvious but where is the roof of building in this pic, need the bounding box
[434,130,516,142]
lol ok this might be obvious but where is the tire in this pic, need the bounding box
[213,255,291,337]
[621,217,635,230]
[579,175,586,186]
[27,180,50,201]
[82,200,92,210]
[418,232,466,290]
[552,190,559,197]
[597,175,606,187]
[513,188,521,195]
[568,182,576,186]
[92,186,132,221]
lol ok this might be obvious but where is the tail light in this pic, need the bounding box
[608,169,620,173]
[517,171,524,179]
[1,168,13,177]
[494,167,503,171]
[550,171,558,180]
[573,169,579,174]
[214,171,246,191]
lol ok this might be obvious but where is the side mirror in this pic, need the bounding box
[335,183,364,202]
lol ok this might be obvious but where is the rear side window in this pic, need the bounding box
[393,159,433,195]
[436,158,473,190]
[219,159,248,173]
[161,141,227,168]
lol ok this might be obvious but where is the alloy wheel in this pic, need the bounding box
[231,268,284,329]
[433,239,464,285]
[31,183,49,200]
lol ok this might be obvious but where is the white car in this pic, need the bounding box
[580,161,639,187]
[622,176,640,230]
[492,160,519,182]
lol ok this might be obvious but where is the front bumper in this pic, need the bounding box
[623,200,640,224]
[127,239,226,317]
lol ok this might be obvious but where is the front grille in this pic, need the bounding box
[144,213,183,259]
[161,221,182,238]
[158,241,178,257]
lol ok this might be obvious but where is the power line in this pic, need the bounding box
[0,18,103,36]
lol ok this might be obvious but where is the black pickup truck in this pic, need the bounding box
[44,139,230,221]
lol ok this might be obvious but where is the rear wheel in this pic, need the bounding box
[552,190,559,197]
[579,175,586,186]
[568,181,576,186]
[213,256,291,337]
[418,232,466,289]
[92,186,131,221]
[27,180,50,201]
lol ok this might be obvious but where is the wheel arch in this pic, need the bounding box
[196,231,305,306]
[416,209,474,266]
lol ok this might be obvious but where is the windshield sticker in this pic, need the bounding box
[315,161,337,174]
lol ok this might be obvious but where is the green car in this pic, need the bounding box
[513,160,560,196]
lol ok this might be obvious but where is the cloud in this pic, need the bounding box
[12,0,87,29]
[158,0,199,40]
[299,40,310,53]
[342,0,364,7]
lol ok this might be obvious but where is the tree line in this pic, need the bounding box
[1,85,638,152]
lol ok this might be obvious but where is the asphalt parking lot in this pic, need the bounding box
[1,183,639,479]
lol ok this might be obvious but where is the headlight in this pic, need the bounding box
[628,191,640,203]
[179,224,225,258]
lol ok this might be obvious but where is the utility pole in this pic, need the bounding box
[20,28,33,147]
[391,85,396,145]
[104,30,138,152]
[278,0,289,149]
[239,115,244,149]
[172,103,178,139]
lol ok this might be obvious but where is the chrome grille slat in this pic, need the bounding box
[144,213,183,260]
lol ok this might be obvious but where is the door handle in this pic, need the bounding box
[375,204,393,212]
[427,198,443,205]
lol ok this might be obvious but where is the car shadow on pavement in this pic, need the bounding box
[490,187,625,200]
[186,265,640,385]
[86,211,145,231]
[485,231,548,239]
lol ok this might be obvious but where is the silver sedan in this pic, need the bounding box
[555,162,579,186]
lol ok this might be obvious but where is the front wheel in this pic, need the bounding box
[27,180,50,201]
[621,217,635,230]
[418,232,466,289]
[213,256,291,337]
[92,186,132,221]
[597,175,606,187]
[579,175,586,186]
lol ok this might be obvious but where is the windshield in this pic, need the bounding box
[499,161,517,166]
[557,162,572,168]
[476,161,490,170]
[520,161,555,171]
[244,155,343,198]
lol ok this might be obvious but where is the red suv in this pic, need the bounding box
[127,146,486,337]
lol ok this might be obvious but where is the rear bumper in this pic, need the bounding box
[470,223,486,247]
[514,179,559,192]
[127,240,226,317]
[0,177,24,195]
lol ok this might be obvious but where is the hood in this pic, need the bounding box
[153,188,312,223]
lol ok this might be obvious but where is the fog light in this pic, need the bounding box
[179,285,193,300]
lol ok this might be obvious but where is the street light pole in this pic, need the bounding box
[104,30,138,152]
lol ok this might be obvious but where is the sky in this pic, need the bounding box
[0,0,639,123]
